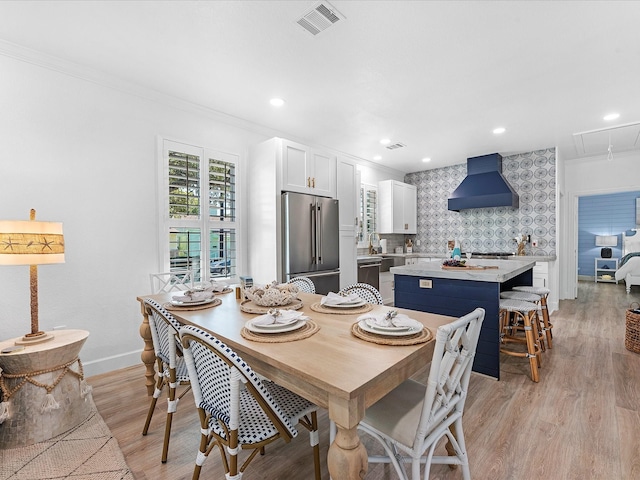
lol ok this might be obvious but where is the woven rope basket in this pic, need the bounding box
[625,302,640,354]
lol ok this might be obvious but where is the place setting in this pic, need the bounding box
[351,310,432,345]
[241,308,319,343]
[310,291,374,314]
[162,288,222,311]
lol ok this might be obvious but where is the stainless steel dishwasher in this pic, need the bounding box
[357,257,381,289]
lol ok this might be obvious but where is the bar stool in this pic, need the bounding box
[512,286,553,348]
[500,291,546,351]
[499,299,542,382]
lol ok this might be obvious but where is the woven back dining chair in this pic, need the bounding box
[287,276,316,294]
[142,299,192,463]
[179,324,321,480]
[339,282,384,305]
[357,308,485,480]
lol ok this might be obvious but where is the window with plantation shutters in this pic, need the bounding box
[358,183,377,246]
[159,140,239,282]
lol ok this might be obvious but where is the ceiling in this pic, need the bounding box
[1,0,639,173]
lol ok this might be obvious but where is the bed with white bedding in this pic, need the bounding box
[615,232,640,293]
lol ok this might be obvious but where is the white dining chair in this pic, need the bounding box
[149,269,193,294]
[179,324,321,480]
[142,299,192,463]
[357,308,485,480]
[339,282,383,305]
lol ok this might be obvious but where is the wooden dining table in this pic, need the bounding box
[136,290,454,479]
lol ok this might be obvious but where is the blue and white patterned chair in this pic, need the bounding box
[338,283,384,305]
[179,324,321,480]
[142,299,192,463]
[357,308,485,480]
[287,276,316,294]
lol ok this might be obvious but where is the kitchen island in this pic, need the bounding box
[391,258,537,379]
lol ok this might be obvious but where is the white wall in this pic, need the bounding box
[0,53,403,376]
[561,150,640,299]
[0,55,270,375]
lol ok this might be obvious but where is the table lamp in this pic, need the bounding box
[595,235,617,258]
[0,209,65,344]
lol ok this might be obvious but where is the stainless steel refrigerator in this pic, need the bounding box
[281,192,340,295]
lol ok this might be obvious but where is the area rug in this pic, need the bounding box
[0,400,133,480]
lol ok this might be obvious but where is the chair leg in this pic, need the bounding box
[523,313,540,382]
[540,295,553,348]
[142,359,164,436]
[162,367,178,463]
[310,411,321,480]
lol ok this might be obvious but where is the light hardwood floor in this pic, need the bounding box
[90,281,640,479]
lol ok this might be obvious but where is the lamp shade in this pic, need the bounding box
[595,235,617,247]
[0,220,65,265]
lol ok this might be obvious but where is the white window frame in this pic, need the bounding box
[357,182,378,248]
[156,137,241,283]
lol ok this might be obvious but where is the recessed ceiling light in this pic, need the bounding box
[373,155,382,160]
[603,113,620,121]
[380,138,391,145]
[270,98,285,107]
[422,157,431,163]
[492,127,506,134]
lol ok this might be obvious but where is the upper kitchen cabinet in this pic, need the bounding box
[378,180,417,234]
[281,138,336,197]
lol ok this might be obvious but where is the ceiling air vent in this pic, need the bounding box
[296,2,344,36]
[386,143,406,150]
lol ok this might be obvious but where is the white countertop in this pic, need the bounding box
[390,258,537,283]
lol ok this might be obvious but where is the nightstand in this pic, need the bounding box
[595,257,619,283]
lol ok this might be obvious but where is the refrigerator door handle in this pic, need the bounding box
[310,202,317,264]
[317,202,323,264]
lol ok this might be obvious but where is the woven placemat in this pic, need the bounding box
[309,302,374,315]
[351,322,433,346]
[163,298,222,311]
[214,287,234,295]
[240,298,303,314]
[241,320,319,343]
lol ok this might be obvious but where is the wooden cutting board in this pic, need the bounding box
[441,265,500,270]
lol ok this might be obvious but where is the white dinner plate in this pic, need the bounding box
[323,299,367,309]
[358,319,423,337]
[245,318,307,334]
[250,316,301,329]
[170,297,216,306]
[366,321,412,332]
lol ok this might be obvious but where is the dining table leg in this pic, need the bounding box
[328,425,368,479]
[138,302,157,396]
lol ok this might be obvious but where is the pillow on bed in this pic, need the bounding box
[620,252,640,267]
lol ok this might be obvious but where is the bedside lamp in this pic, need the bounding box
[0,209,65,344]
[595,235,617,258]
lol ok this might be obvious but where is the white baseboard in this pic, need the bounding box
[83,349,142,378]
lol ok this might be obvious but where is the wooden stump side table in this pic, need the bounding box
[0,329,92,448]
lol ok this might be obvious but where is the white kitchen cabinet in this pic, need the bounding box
[378,180,417,234]
[379,271,394,305]
[281,138,336,198]
[533,261,548,289]
[337,155,359,288]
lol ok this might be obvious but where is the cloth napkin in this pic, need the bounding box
[321,291,362,306]
[206,281,229,292]
[357,311,418,329]
[172,290,215,303]
[252,309,307,326]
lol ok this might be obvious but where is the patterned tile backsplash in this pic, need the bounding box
[404,148,556,256]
